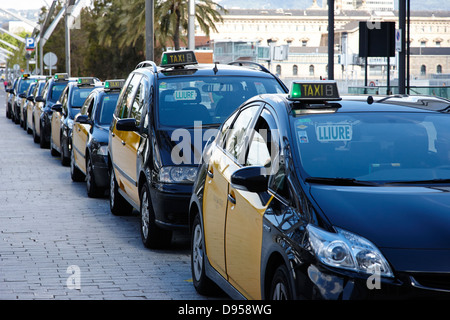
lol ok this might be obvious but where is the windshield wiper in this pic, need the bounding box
[386,179,450,185]
[305,177,379,186]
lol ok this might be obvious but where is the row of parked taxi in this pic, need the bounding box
[6,50,450,301]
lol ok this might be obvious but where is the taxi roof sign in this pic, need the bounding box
[54,73,68,81]
[104,79,124,90]
[160,50,197,68]
[288,80,341,101]
[77,77,95,86]
[22,73,30,78]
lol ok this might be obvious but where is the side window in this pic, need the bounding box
[80,94,94,116]
[224,105,260,163]
[130,76,148,127]
[115,74,141,119]
[61,90,69,115]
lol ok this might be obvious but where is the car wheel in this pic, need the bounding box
[191,213,219,295]
[86,156,101,197]
[269,264,293,300]
[109,167,132,216]
[70,148,84,182]
[33,121,39,143]
[61,136,70,166]
[140,182,172,249]
[39,123,48,148]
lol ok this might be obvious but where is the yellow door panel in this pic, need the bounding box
[51,112,61,149]
[202,149,237,279]
[225,188,271,300]
[72,122,89,174]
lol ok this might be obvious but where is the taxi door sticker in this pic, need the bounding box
[298,131,309,144]
[316,124,352,142]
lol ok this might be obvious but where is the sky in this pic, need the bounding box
[0,0,49,10]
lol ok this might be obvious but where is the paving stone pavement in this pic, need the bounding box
[0,89,211,300]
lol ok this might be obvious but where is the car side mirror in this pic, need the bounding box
[35,95,45,103]
[231,166,269,193]
[18,93,26,98]
[27,95,34,102]
[51,104,62,112]
[75,114,92,125]
[116,118,138,132]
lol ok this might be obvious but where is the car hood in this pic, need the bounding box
[309,185,450,272]
[156,126,218,166]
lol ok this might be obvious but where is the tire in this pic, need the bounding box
[39,123,48,149]
[86,155,102,198]
[70,148,84,182]
[269,264,293,300]
[61,135,70,166]
[139,182,172,249]
[109,167,132,216]
[191,213,219,296]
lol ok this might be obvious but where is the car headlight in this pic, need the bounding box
[97,145,108,156]
[307,224,393,278]
[159,166,198,184]
[67,119,74,130]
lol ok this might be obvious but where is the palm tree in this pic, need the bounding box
[106,0,226,52]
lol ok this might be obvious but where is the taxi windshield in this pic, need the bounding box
[97,94,119,125]
[157,76,285,127]
[49,82,67,103]
[18,79,33,93]
[292,112,450,183]
[69,87,96,119]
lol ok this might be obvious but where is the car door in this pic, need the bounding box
[51,87,67,151]
[73,94,95,174]
[225,107,280,299]
[202,104,260,279]
[110,73,141,205]
[121,75,149,205]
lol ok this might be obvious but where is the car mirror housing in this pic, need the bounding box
[27,95,34,102]
[35,96,45,103]
[231,166,269,193]
[116,118,138,132]
[75,114,92,125]
[51,104,63,112]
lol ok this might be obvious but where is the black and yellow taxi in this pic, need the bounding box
[189,80,450,300]
[25,79,47,135]
[71,79,124,197]
[50,77,100,165]
[20,77,47,129]
[33,73,73,148]
[108,50,288,249]
[5,76,18,119]
[11,74,44,124]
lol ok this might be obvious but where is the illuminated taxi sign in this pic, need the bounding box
[161,50,197,68]
[77,77,95,86]
[289,80,341,101]
[22,73,30,79]
[104,79,124,90]
[54,73,68,81]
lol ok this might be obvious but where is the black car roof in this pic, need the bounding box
[247,93,450,116]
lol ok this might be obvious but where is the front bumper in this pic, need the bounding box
[295,263,450,300]
[91,154,109,188]
[149,183,192,230]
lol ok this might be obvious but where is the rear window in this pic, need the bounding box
[49,83,67,102]
[158,76,285,127]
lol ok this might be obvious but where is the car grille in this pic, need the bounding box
[410,273,450,292]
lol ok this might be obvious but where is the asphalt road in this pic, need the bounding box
[0,88,208,300]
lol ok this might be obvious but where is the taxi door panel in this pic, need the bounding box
[111,117,131,194]
[73,122,89,174]
[51,112,61,149]
[202,148,236,279]
[225,189,267,300]
[121,130,141,205]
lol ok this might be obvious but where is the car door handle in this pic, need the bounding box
[207,168,214,178]
[121,140,126,146]
[227,193,236,204]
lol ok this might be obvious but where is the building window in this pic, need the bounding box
[437,65,442,74]
[302,40,308,47]
[435,41,441,47]
[293,65,298,76]
[420,41,426,47]
[309,65,315,76]
[276,65,281,76]
[420,65,426,76]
